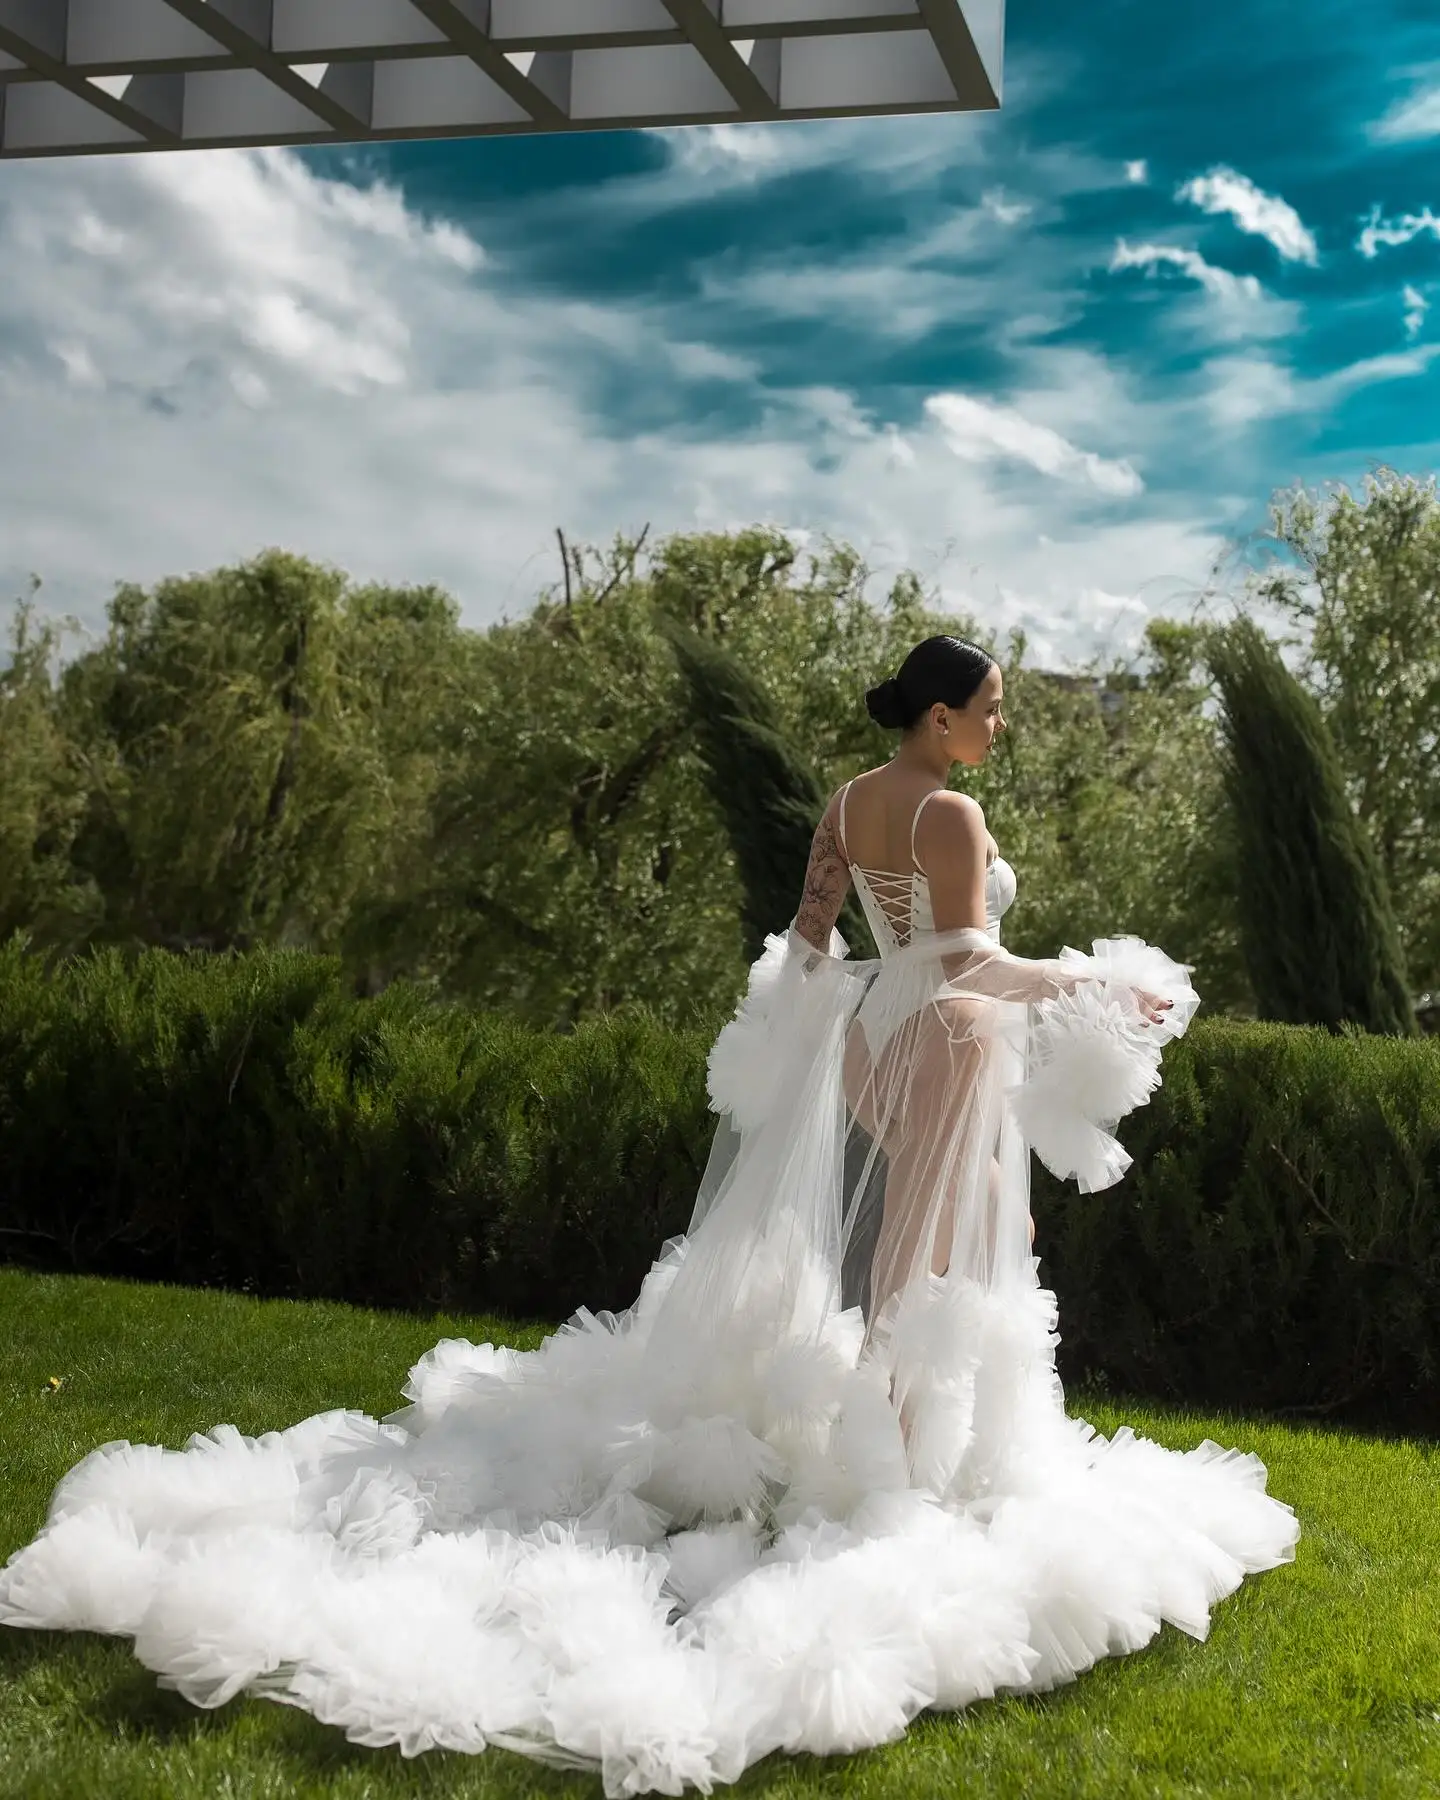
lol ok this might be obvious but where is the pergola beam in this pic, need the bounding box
[405,1,569,126]
[660,1,779,116]
[0,1,179,146]
[158,1,375,134]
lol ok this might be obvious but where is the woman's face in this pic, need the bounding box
[944,662,1007,765]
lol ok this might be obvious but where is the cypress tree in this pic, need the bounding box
[653,614,868,963]
[1208,617,1415,1035]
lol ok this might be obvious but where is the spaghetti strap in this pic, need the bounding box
[837,780,853,863]
[910,787,944,872]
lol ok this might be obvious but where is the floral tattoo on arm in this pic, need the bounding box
[794,811,850,951]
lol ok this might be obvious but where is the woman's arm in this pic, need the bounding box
[793,789,853,953]
[919,797,1173,1020]
[920,791,1077,999]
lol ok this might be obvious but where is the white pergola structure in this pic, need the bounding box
[0,2,1003,160]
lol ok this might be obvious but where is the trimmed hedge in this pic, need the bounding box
[1035,1020,1440,1430]
[1,939,1436,1427]
[0,940,709,1324]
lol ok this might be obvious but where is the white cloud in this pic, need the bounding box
[699,255,987,342]
[1356,205,1440,258]
[230,366,270,407]
[924,393,1143,497]
[1076,585,1151,638]
[1106,241,1297,347]
[640,112,991,202]
[1125,160,1149,184]
[947,514,1226,667]
[1110,239,1262,302]
[52,341,104,389]
[982,188,1032,225]
[1196,340,1440,428]
[7,148,479,402]
[1371,76,1440,143]
[691,182,1066,348]
[0,147,1245,678]
[71,211,126,256]
[1320,342,1440,395]
[664,340,760,382]
[1199,355,1299,428]
[1177,166,1319,264]
[695,193,1020,343]
[661,122,787,178]
[1404,285,1429,340]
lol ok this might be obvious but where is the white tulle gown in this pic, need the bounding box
[0,788,1298,1796]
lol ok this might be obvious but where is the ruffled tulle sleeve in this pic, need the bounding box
[708,921,1199,1192]
[705,922,850,1133]
[1006,937,1200,1193]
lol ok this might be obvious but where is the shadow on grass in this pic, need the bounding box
[0,1611,1297,1800]
[1066,1378,1439,1452]
[2,1627,234,1746]
[0,1620,1054,1798]
[1,1622,625,1796]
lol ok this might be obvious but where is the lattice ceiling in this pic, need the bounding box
[0,2,1003,160]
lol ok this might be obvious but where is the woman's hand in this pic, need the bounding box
[1134,990,1175,1027]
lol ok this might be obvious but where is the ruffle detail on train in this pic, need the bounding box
[1008,936,1201,1193]
[0,1234,1296,1798]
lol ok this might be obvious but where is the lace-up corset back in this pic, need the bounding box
[838,780,1016,955]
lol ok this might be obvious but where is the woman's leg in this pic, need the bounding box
[844,998,992,1452]
[989,1156,1034,1250]
[866,1002,984,1324]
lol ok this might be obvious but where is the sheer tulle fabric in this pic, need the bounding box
[0,910,1296,1798]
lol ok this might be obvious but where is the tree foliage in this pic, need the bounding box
[1208,616,1415,1036]
[53,552,459,959]
[23,496,1433,1033]
[0,585,91,945]
[353,527,950,1025]
[1249,470,1440,997]
[654,612,869,963]
[967,621,1248,1013]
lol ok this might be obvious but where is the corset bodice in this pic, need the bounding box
[839,780,1016,956]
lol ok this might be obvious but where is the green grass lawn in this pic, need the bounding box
[0,1266,1436,1800]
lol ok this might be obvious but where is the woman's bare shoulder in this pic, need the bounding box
[927,789,986,828]
[918,789,987,856]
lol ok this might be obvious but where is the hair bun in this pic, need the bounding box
[865,676,908,731]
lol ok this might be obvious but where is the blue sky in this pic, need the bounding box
[1,0,1437,667]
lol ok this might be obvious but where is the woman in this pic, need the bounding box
[821,639,1160,1430]
[0,637,1297,1798]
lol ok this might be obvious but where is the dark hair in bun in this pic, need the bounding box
[864,635,995,732]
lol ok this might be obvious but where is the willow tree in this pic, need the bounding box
[1208,616,1415,1035]
[653,612,870,964]
[54,551,462,958]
